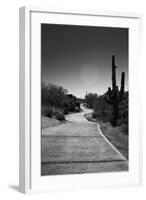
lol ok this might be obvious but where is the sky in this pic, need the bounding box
[41,24,128,98]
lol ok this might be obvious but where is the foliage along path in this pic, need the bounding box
[41,104,128,175]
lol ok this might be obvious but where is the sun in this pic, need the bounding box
[80,64,99,86]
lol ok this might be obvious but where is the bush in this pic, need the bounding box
[41,106,53,118]
[55,112,65,121]
[67,102,76,112]
[92,112,98,119]
[85,93,98,108]
[120,123,128,135]
[75,107,80,112]
[41,82,68,108]
[63,107,69,114]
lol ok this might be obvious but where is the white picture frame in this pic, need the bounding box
[19,6,142,194]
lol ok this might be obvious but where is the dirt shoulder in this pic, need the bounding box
[41,116,66,129]
[84,113,128,160]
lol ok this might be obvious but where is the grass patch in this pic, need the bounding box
[100,122,128,160]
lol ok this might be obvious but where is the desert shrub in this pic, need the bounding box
[119,94,128,123]
[55,112,65,121]
[63,107,69,114]
[68,102,76,112]
[41,82,68,108]
[92,112,98,119]
[89,91,128,127]
[75,107,80,112]
[41,106,53,117]
[85,93,98,108]
[120,123,128,135]
[91,95,112,123]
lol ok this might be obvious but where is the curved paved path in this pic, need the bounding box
[41,105,128,175]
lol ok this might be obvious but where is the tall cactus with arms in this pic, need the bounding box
[105,55,125,126]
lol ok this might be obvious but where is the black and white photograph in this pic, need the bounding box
[41,23,129,176]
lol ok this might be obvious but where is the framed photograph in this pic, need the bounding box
[19,7,142,193]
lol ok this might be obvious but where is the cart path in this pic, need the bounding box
[41,105,128,175]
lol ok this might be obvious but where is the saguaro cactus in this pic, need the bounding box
[105,55,125,126]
